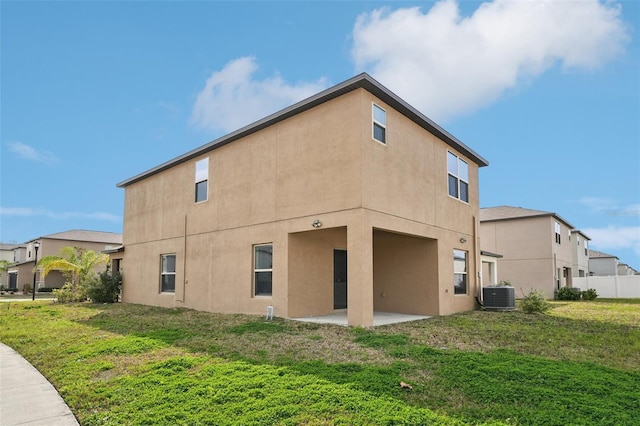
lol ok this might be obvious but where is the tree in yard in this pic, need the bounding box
[0,260,10,290]
[37,246,109,301]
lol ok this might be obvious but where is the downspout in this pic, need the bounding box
[474,215,483,304]
[553,253,558,295]
[177,214,187,303]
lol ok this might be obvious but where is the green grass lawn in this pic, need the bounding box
[1,300,638,425]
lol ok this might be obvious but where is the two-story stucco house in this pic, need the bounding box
[480,206,585,298]
[117,73,489,327]
[571,230,591,278]
[0,243,23,289]
[589,249,620,276]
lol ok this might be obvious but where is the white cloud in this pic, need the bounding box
[351,0,629,122]
[0,207,120,223]
[575,197,640,217]
[191,56,330,134]
[583,225,640,257]
[7,141,59,164]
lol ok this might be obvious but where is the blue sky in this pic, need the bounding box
[1,0,639,269]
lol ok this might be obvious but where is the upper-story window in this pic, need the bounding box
[195,158,209,203]
[447,152,469,202]
[372,103,386,144]
[554,222,561,244]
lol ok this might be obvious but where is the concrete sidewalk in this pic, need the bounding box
[0,343,79,425]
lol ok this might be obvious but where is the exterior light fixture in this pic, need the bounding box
[32,241,41,301]
[312,219,322,228]
[459,238,467,244]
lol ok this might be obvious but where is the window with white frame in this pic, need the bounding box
[447,152,469,202]
[372,103,386,144]
[554,222,561,244]
[195,158,209,203]
[160,254,176,293]
[254,244,273,296]
[453,250,467,295]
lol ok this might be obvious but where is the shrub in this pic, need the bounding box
[521,289,551,314]
[556,287,582,301]
[53,282,87,303]
[86,269,122,303]
[23,283,33,294]
[38,287,59,293]
[581,288,598,301]
[497,280,512,286]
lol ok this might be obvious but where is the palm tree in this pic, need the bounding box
[0,259,10,274]
[37,246,109,291]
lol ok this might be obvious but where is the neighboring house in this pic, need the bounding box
[617,263,639,276]
[116,73,489,327]
[103,245,124,275]
[480,250,502,287]
[571,230,591,278]
[0,243,24,289]
[589,249,619,276]
[480,206,581,298]
[7,230,122,291]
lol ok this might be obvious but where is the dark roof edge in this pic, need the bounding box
[117,73,488,188]
[571,229,591,240]
[481,212,575,229]
[103,245,125,254]
[481,250,503,258]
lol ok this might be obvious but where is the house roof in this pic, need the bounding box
[102,245,124,254]
[588,249,618,259]
[570,229,591,240]
[117,72,489,188]
[479,206,575,229]
[0,243,24,250]
[28,230,123,245]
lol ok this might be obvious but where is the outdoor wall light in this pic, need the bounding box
[312,219,322,228]
[459,238,467,244]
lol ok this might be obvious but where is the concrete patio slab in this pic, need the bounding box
[292,311,431,327]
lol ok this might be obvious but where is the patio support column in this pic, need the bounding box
[347,216,374,327]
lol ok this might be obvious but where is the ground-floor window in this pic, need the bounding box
[254,244,273,296]
[454,249,467,295]
[161,254,176,293]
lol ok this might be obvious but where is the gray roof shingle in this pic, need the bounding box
[480,206,575,229]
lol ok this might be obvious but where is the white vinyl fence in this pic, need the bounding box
[572,275,640,298]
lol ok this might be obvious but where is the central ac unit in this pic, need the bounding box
[482,286,515,311]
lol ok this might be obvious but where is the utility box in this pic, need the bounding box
[482,286,515,311]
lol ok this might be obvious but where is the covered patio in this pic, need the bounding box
[287,225,440,327]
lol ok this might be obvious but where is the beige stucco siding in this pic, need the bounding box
[373,230,439,316]
[361,95,479,236]
[275,91,363,219]
[288,227,348,318]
